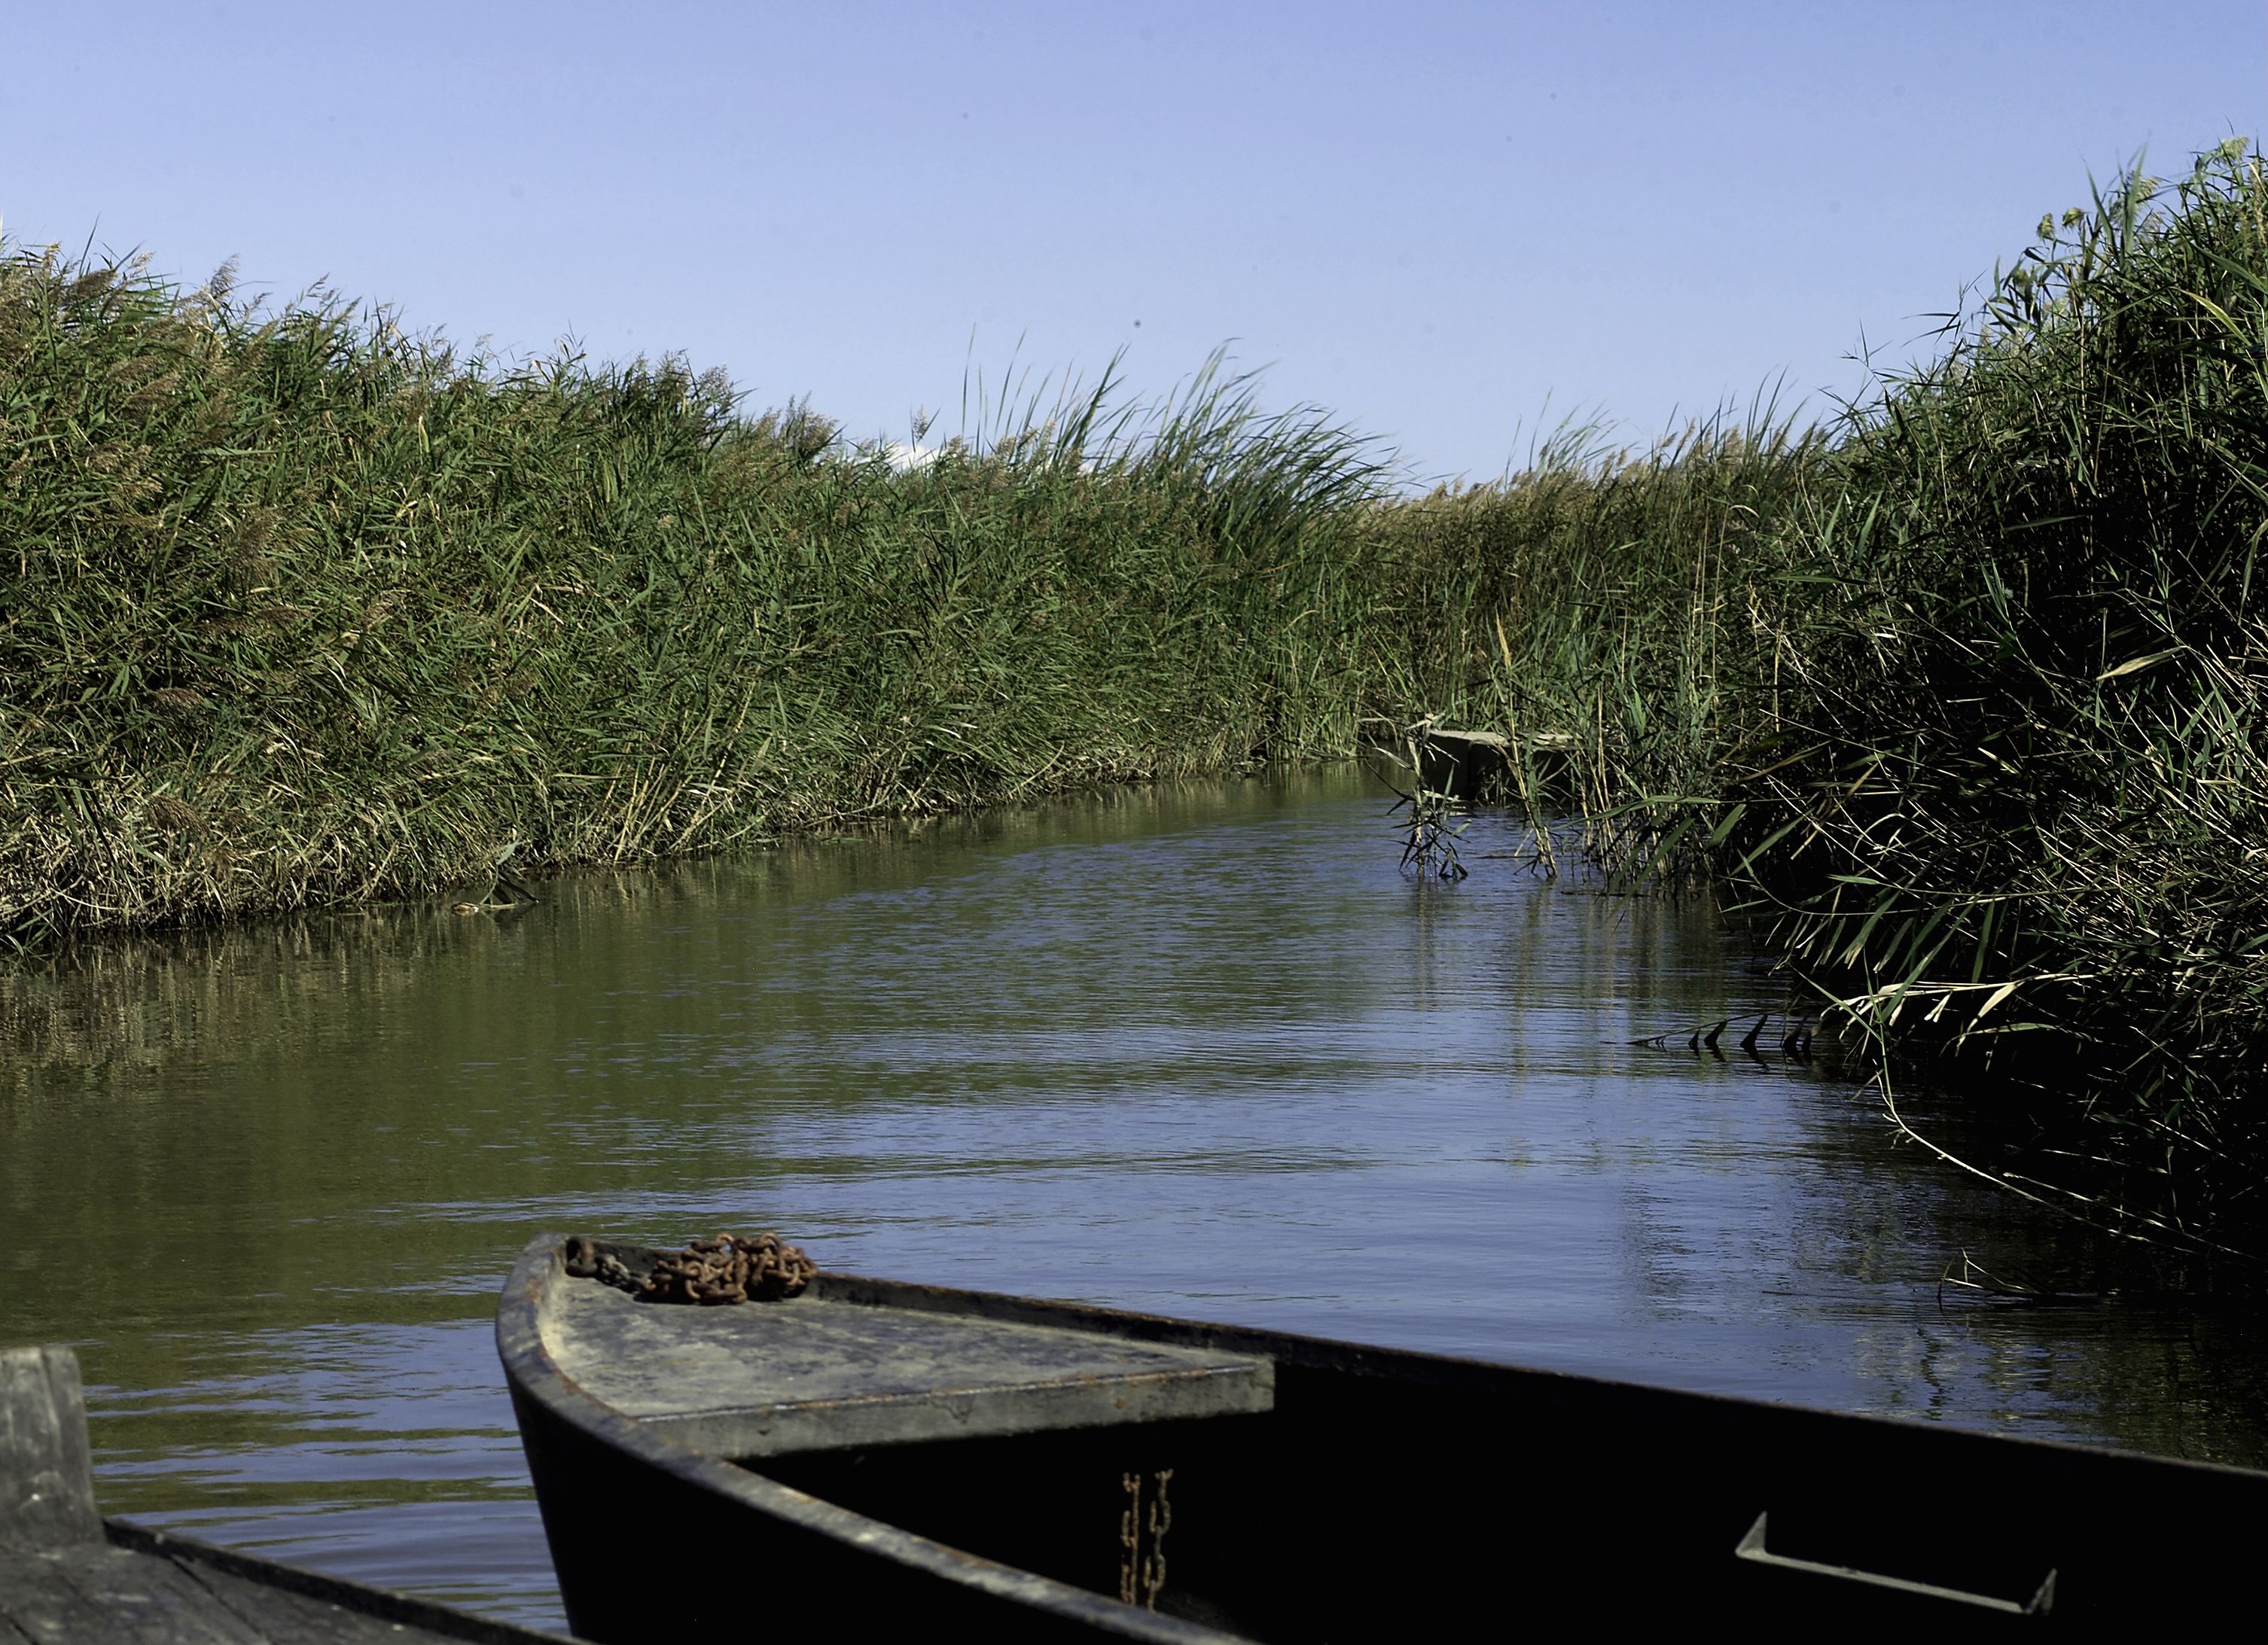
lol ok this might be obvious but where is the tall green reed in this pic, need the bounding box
[1710,142,2268,1235]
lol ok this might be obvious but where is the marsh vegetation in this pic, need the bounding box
[5,144,2266,1235]
[1402,144,2268,1244]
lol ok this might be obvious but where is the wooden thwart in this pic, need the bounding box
[547,1272,1275,1457]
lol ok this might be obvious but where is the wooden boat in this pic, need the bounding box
[498,1233,2268,1638]
[1,1344,571,1645]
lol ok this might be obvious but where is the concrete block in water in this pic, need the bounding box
[1365,727,1576,800]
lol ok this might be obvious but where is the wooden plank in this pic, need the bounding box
[0,1543,266,1644]
[4,1539,543,1645]
[0,1343,569,1645]
[107,1525,579,1645]
[178,1558,453,1645]
[545,1277,1274,1457]
[0,1349,103,1551]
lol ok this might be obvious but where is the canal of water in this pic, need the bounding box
[5,765,2266,1629]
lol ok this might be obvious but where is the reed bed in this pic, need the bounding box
[0,255,1401,944]
[1713,143,2268,1239]
[1411,143,2268,1240]
[1364,411,1824,840]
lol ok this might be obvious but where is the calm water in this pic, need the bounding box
[5,766,2266,1630]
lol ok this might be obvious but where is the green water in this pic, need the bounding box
[5,766,2266,1631]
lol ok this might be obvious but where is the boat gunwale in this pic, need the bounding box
[526,1236,2268,1487]
[96,1519,581,1643]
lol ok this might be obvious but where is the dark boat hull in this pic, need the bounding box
[500,1235,2268,1638]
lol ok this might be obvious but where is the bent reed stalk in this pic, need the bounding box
[7,142,2266,1236]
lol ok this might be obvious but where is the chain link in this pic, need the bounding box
[564,1232,815,1304]
[1117,1468,1174,1609]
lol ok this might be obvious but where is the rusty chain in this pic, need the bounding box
[564,1231,815,1304]
[1118,1468,1173,1610]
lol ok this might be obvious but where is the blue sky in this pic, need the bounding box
[6,2,2260,481]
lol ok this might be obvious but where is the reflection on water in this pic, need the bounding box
[4,766,2265,1628]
